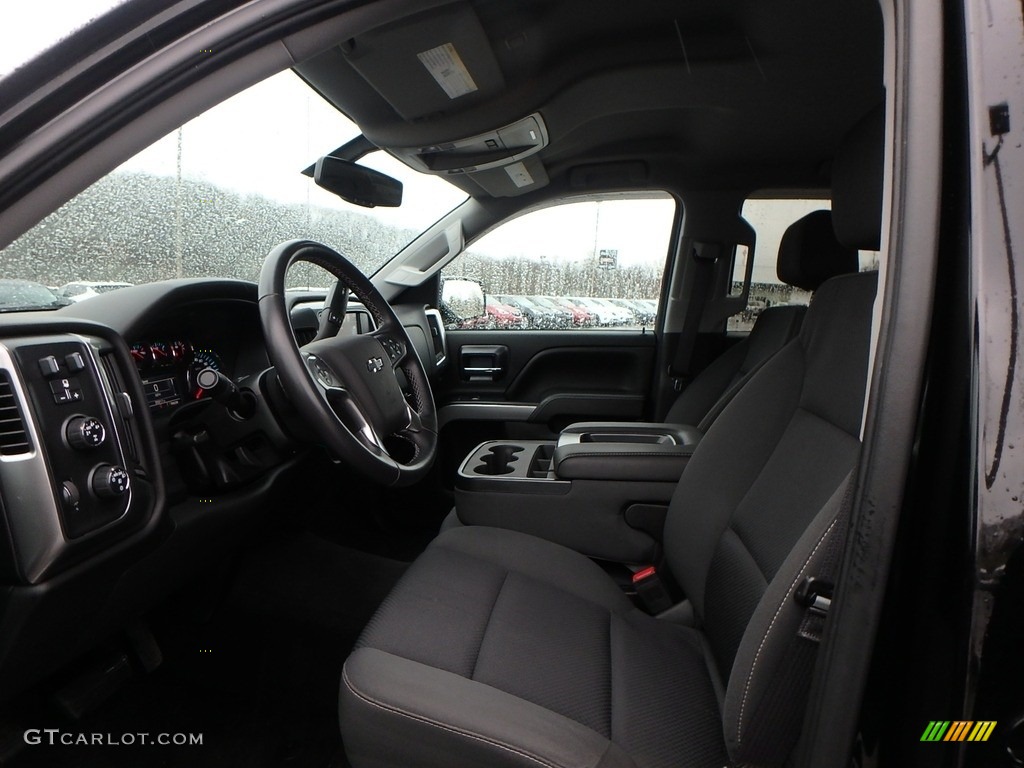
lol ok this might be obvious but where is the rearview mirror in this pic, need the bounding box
[441,278,486,321]
[313,156,403,208]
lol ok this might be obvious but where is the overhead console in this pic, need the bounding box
[0,329,161,585]
[399,114,547,174]
[296,1,551,196]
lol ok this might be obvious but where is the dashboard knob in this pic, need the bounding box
[66,416,106,450]
[92,465,130,499]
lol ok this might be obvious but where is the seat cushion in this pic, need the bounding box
[341,526,728,768]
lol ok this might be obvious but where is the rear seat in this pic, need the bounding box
[665,209,859,431]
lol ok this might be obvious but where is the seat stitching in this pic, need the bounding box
[735,516,838,746]
[470,570,509,681]
[342,667,563,768]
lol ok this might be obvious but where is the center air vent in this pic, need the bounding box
[0,371,31,456]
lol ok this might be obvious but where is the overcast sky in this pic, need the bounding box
[0,1,126,78]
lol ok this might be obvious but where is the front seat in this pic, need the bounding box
[664,208,858,431]
[340,108,884,768]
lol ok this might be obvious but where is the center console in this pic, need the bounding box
[455,422,701,562]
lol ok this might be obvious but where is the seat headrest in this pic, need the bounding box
[831,104,885,250]
[775,209,859,292]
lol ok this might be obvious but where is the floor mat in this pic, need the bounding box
[8,533,407,768]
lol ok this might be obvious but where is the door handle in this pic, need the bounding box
[459,345,508,381]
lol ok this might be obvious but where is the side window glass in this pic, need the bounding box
[730,199,831,332]
[442,195,675,330]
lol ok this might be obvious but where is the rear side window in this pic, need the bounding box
[729,199,879,332]
[728,199,827,332]
[442,194,676,330]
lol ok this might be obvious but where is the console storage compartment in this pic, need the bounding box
[454,423,701,562]
[553,422,701,482]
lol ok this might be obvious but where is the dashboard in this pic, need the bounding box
[0,277,445,699]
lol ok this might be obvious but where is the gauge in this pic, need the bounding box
[189,349,223,400]
[170,340,191,361]
[150,341,171,364]
[129,343,150,367]
[193,349,221,371]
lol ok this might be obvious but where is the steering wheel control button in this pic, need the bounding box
[60,480,81,511]
[65,352,86,372]
[92,465,130,499]
[38,355,61,377]
[367,356,384,374]
[65,416,106,450]
[49,377,83,404]
[308,356,338,387]
[381,337,403,362]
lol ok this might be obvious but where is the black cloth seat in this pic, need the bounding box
[343,526,726,768]
[340,107,884,768]
[664,209,858,429]
[341,273,879,768]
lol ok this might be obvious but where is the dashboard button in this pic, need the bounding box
[66,416,106,449]
[38,356,60,377]
[60,480,81,511]
[65,352,86,372]
[49,378,82,404]
[92,465,130,499]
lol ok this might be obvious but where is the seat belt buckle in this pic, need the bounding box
[795,577,834,643]
[795,577,833,617]
[631,566,673,614]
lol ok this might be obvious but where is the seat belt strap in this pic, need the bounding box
[669,244,719,389]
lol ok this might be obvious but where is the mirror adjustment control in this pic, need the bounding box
[92,465,130,499]
[66,416,106,449]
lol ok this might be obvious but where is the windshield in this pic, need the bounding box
[0,71,468,308]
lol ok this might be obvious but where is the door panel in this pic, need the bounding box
[435,329,657,483]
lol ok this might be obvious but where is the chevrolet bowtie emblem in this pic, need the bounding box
[367,357,385,373]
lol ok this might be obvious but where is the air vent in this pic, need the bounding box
[424,309,447,366]
[100,353,137,461]
[0,371,31,456]
[294,328,317,346]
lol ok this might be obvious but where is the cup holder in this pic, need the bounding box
[473,444,524,475]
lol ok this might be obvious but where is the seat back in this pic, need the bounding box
[665,209,859,428]
[662,106,884,765]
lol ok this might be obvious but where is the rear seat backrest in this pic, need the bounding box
[665,209,859,430]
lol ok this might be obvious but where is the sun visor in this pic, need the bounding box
[341,3,504,121]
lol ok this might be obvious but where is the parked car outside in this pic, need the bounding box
[0,279,69,310]
[60,281,132,302]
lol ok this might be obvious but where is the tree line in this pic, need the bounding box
[3,172,416,288]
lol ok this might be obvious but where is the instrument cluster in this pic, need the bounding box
[129,340,223,411]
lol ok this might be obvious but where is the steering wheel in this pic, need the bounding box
[258,240,437,486]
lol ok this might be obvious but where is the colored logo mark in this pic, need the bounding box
[920,721,997,742]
